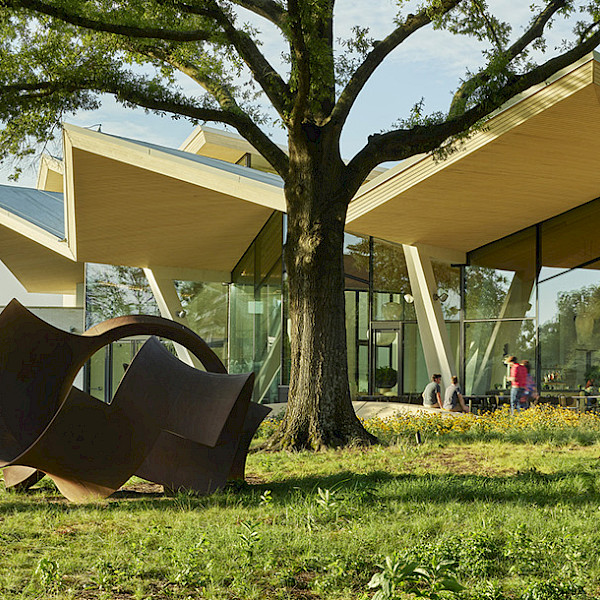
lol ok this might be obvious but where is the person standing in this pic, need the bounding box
[422,374,443,409]
[507,356,528,413]
[520,360,537,409]
[443,376,470,413]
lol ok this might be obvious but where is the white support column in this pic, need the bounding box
[143,267,202,369]
[403,244,456,387]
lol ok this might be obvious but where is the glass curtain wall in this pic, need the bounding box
[174,281,228,363]
[464,227,537,395]
[343,234,370,396]
[342,235,461,397]
[84,263,161,402]
[432,259,461,381]
[463,197,600,399]
[538,200,600,395]
[230,213,284,403]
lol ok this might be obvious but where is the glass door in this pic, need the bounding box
[370,321,403,396]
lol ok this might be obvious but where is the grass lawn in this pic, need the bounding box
[2,408,600,599]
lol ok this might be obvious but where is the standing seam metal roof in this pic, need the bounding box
[0,184,64,238]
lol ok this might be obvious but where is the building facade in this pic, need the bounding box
[2,53,600,405]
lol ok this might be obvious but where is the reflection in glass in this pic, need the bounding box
[254,262,283,402]
[372,327,400,395]
[464,320,535,395]
[88,346,107,401]
[87,340,145,403]
[85,263,159,328]
[445,321,460,376]
[372,292,415,321]
[174,280,228,362]
[345,290,369,396]
[403,323,428,394]
[539,262,600,394]
[230,212,283,402]
[466,227,536,320]
[230,246,255,375]
[432,261,461,320]
[343,233,369,289]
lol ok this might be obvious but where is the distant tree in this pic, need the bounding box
[465,266,511,320]
[86,264,159,328]
[175,280,228,361]
[539,284,600,384]
[1,0,600,448]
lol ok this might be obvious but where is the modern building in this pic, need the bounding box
[3,52,600,404]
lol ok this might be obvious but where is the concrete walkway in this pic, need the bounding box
[264,401,462,419]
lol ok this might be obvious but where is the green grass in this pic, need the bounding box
[2,438,600,599]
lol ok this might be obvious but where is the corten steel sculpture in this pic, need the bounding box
[0,299,270,502]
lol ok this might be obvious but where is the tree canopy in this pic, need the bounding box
[1,1,600,187]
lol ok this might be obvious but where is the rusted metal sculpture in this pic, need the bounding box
[0,299,269,502]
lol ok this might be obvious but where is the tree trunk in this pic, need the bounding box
[269,128,377,450]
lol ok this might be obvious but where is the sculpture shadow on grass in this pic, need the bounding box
[0,299,270,502]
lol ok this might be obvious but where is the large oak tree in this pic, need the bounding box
[1,0,599,449]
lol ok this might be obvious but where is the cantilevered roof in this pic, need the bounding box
[347,51,600,255]
[61,124,286,274]
[36,154,64,193]
[0,185,83,293]
[180,125,282,174]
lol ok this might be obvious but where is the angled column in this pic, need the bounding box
[402,245,455,387]
[143,267,201,368]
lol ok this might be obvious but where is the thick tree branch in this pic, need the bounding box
[229,0,287,30]
[346,28,600,196]
[330,0,465,129]
[287,0,311,126]
[1,77,290,176]
[129,41,241,111]
[113,73,290,176]
[3,0,292,118]
[449,0,567,117]
[1,0,218,42]
[157,0,293,118]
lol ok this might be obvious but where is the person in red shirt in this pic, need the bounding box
[506,356,528,413]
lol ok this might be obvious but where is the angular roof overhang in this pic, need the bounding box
[0,185,82,293]
[346,51,600,256]
[62,124,285,274]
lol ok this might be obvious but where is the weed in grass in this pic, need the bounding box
[260,489,273,505]
[171,537,210,588]
[34,557,61,592]
[90,558,128,592]
[238,520,260,560]
[368,557,464,600]
[315,486,337,511]
[311,557,346,595]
